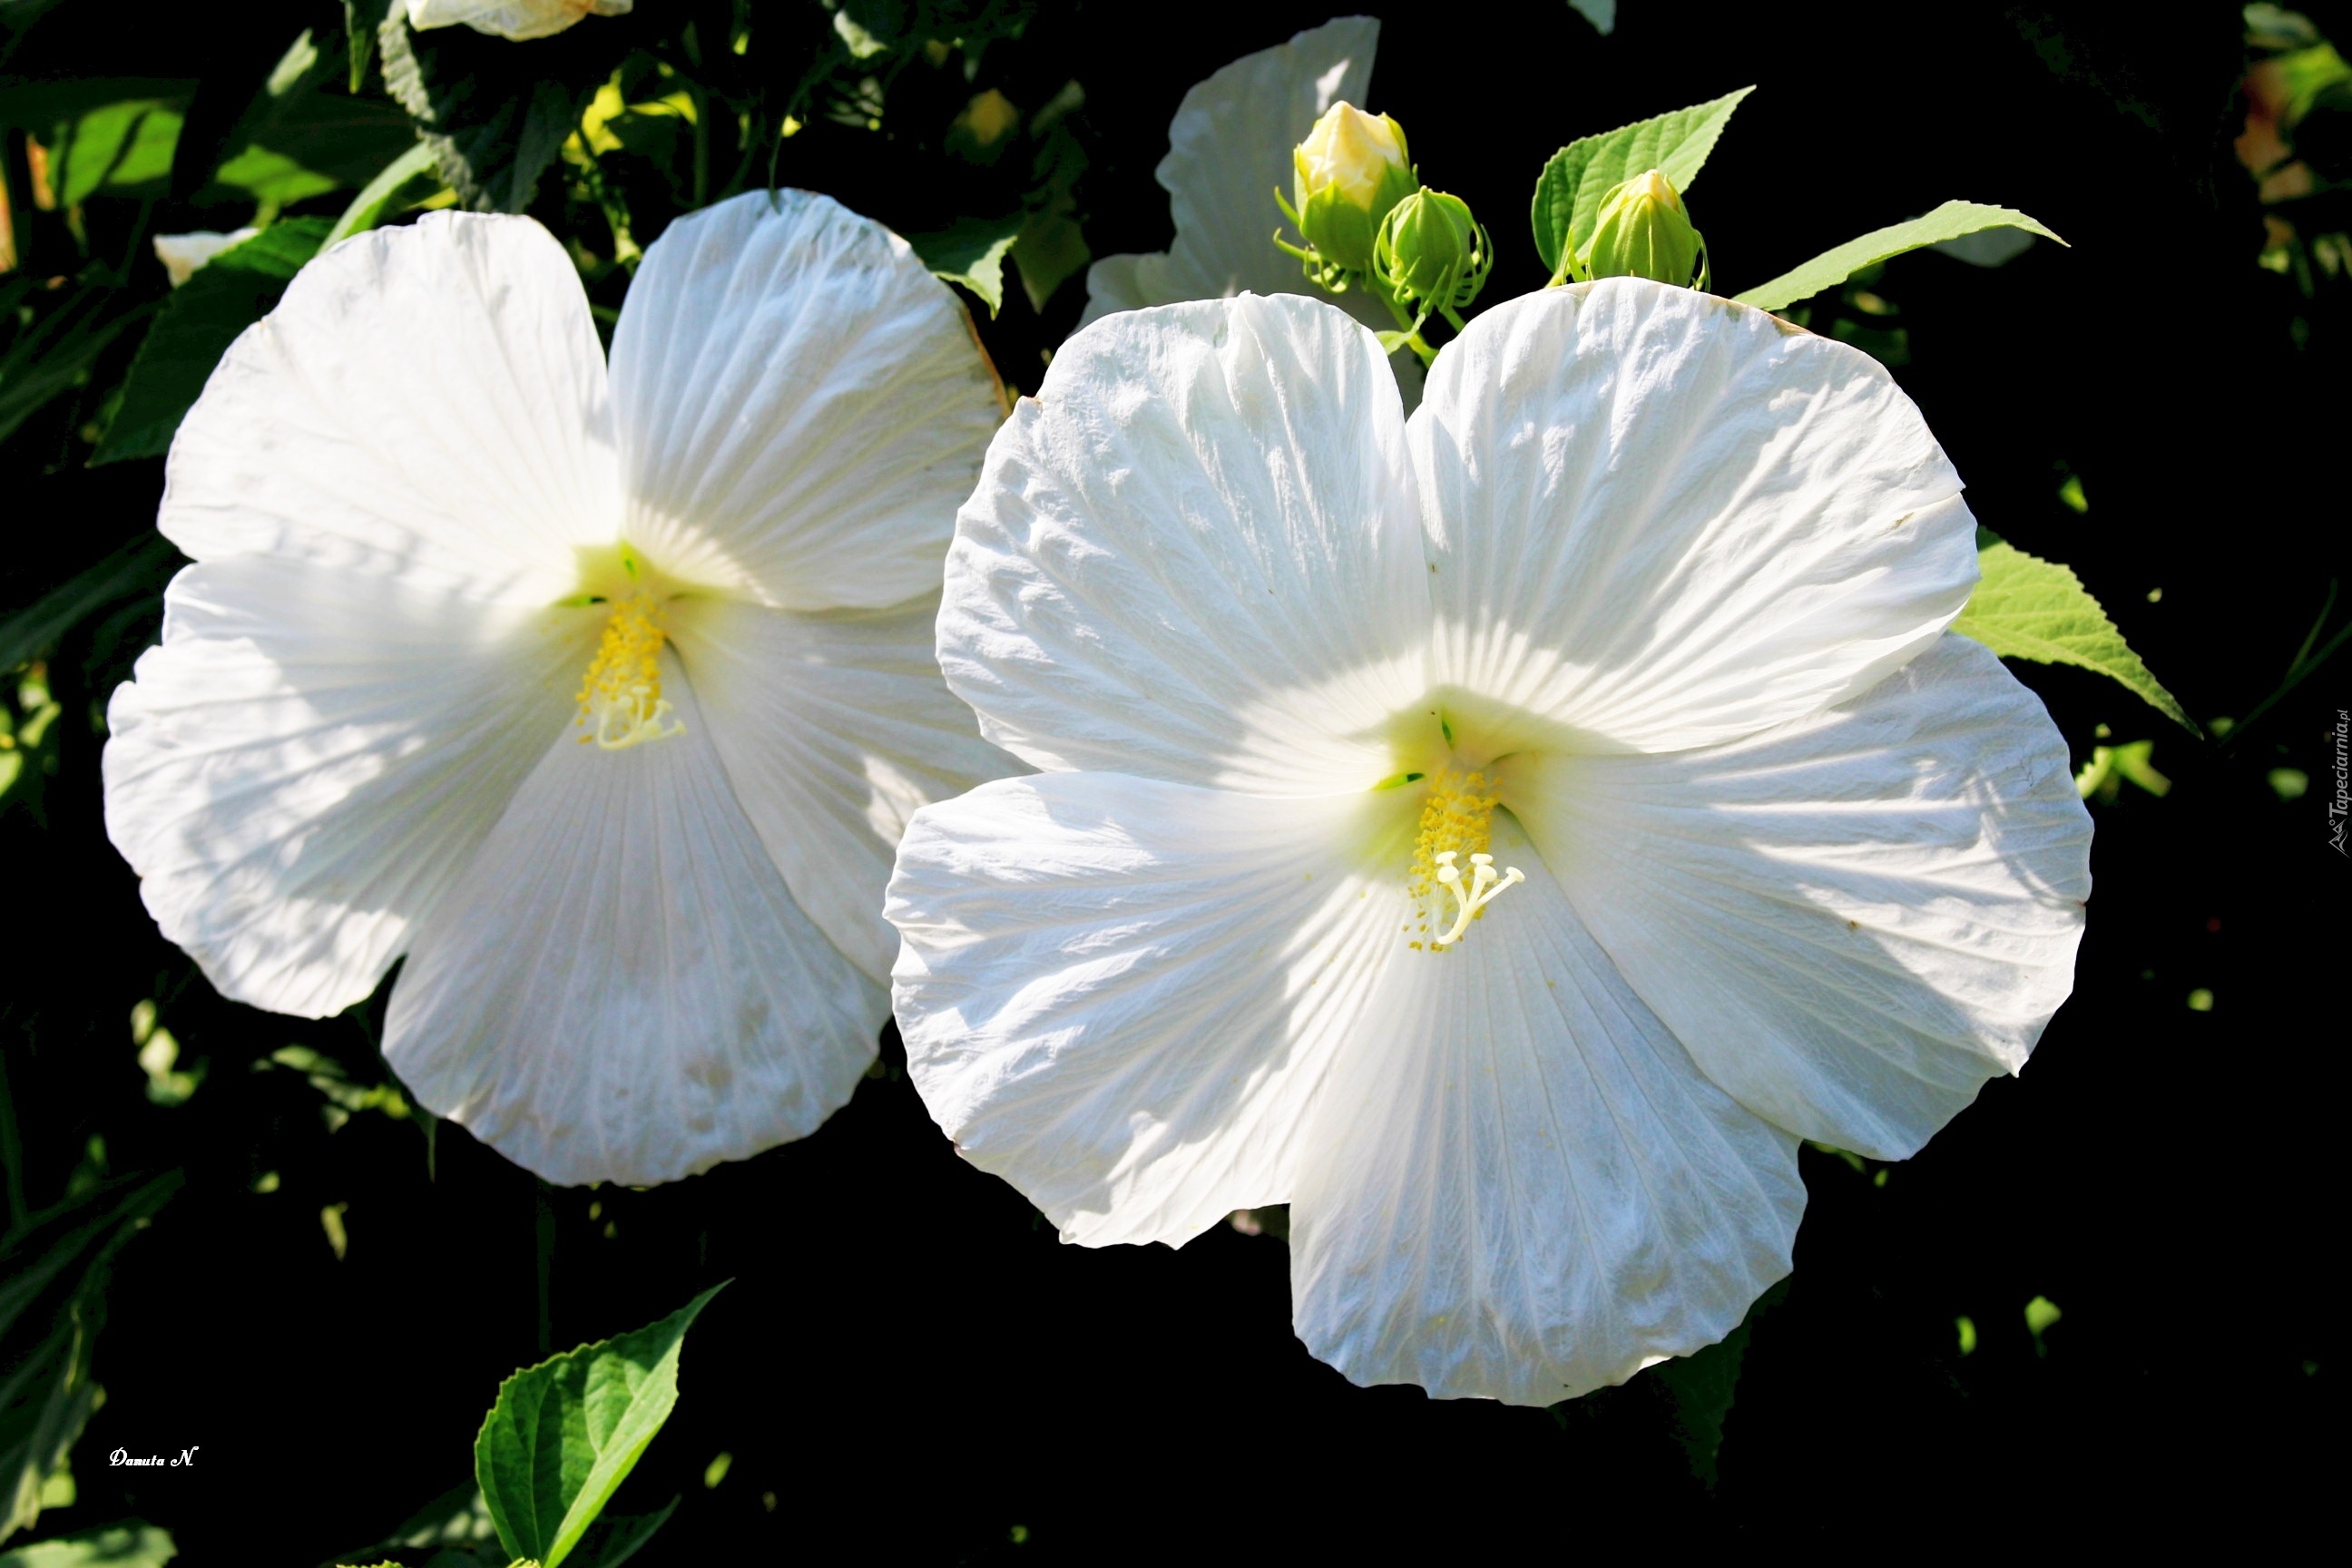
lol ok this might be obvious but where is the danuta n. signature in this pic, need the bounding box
[109,1447,198,1467]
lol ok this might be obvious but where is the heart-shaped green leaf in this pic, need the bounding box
[475,1283,724,1568]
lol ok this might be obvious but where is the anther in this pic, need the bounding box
[1431,848,1524,946]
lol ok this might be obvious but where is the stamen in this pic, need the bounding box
[1404,765,1524,950]
[574,596,685,751]
[1430,850,1525,946]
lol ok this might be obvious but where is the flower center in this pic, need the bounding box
[573,591,684,751]
[1405,766,1524,951]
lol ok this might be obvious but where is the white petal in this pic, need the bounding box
[1078,17,1381,330]
[387,652,880,1186]
[888,773,1409,1248]
[1412,279,1978,753]
[610,190,1004,612]
[941,293,1429,793]
[103,557,586,1018]
[667,592,1018,984]
[1514,634,2092,1160]
[152,228,257,287]
[162,212,617,603]
[407,0,629,40]
[1290,813,1804,1405]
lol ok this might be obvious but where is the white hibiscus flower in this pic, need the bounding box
[104,189,1013,1186]
[886,281,2093,1404]
[406,0,632,42]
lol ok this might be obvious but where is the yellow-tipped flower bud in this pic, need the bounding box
[1582,169,1707,289]
[1372,188,1493,317]
[1289,103,1416,273]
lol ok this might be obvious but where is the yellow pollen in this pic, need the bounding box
[1406,766,1524,950]
[574,594,685,751]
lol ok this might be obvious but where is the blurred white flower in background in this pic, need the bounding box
[1081,18,1418,374]
[152,229,259,287]
[887,282,2092,1404]
[406,0,632,41]
[105,190,1012,1186]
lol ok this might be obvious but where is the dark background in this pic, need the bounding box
[3,0,2337,1558]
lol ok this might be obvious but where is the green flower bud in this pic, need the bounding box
[1289,103,1416,273]
[1582,169,1707,289]
[1372,188,1493,317]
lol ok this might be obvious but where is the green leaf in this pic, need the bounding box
[90,219,330,466]
[567,1498,677,1568]
[1010,209,1090,315]
[1649,1279,1784,1489]
[0,1521,175,1567]
[1732,201,2065,311]
[0,285,152,447]
[344,1,397,93]
[1530,86,1752,279]
[1950,533,2194,733]
[910,212,1029,317]
[53,100,185,205]
[0,1173,182,1545]
[0,534,178,673]
[378,9,629,214]
[197,28,417,213]
[315,1482,499,1568]
[325,142,443,245]
[475,1283,726,1568]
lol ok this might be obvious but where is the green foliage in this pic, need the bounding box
[1949,531,2193,733]
[259,1045,414,1134]
[1732,201,2064,311]
[475,1283,723,1568]
[378,9,632,214]
[911,211,1027,315]
[0,1521,175,1566]
[90,219,330,465]
[325,143,446,245]
[0,1173,181,1545]
[1529,86,1751,282]
[48,100,183,207]
[0,281,153,448]
[1649,1279,1786,1489]
[199,28,416,215]
[0,534,177,676]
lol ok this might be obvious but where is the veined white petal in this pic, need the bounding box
[942,293,1429,793]
[103,557,585,1019]
[668,592,1019,984]
[387,649,883,1187]
[1291,814,1804,1406]
[1516,635,2092,1160]
[611,189,1004,612]
[888,773,1409,1248]
[1079,19,1387,330]
[162,212,617,603]
[1413,279,1978,754]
